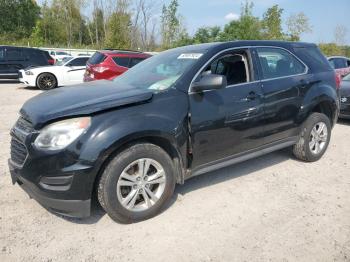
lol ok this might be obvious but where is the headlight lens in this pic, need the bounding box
[34,117,91,150]
[25,71,34,75]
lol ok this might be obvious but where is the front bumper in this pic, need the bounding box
[18,70,37,87]
[9,159,93,218]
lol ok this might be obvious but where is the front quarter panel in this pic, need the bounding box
[78,88,189,182]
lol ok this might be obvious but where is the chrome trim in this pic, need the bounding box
[188,45,310,94]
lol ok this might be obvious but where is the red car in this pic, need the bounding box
[84,50,151,82]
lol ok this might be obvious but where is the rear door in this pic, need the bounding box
[254,47,310,144]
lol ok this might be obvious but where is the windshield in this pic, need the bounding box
[56,56,73,66]
[343,73,350,81]
[112,49,205,91]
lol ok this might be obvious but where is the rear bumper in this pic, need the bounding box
[9,159,92,218]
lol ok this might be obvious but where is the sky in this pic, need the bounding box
[175,0,350,45]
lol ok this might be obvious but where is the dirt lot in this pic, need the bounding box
[0,82,349,262]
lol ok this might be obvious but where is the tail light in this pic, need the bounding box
[335,72,341,89]
[93,66,108,73]
[48,59,55,65]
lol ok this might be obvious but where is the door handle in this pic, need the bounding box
[246,91,258,101]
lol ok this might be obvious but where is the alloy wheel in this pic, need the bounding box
[116,158,166,212]
[309,121,328,155]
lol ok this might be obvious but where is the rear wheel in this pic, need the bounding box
[97,143,176,223]
[293,113,331,162]
[36,73,57,90]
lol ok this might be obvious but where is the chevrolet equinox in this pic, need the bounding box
[9,41,340,223]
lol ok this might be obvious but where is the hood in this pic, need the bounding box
[24,65,53,71]
[21,80,153,128]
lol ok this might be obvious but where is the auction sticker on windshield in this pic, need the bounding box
[178,53,203,59]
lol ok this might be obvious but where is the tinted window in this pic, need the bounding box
[294,46,331,72]
[257,47,306,79]
[347,59,350,67]
[0,47,4,61]
[329,58,347,69]
[113,57,130,68]
[88,52,106,65]
[129,57,146,67]
[68,57,89,66]
[6,48,23,61]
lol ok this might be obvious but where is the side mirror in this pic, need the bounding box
[191,74,227,92]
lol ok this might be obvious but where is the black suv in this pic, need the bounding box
[9,41,339,223]
[0,46,53,79]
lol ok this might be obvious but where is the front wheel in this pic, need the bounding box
[293,113,331,162]
[97,143,176,223]
[36,73,57,90]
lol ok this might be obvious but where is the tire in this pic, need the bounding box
[36,73,57,90]
[293,112,331,162]
[97,143,176,223]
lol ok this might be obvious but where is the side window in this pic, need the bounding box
[6,48,23,61]
[332,58,347,69]
[68,57,88,66]
[0,47,5,61]
[50,51,55,55]
[113,57,130,68]
[129,57,146,68]
[347,59,350,67]
[328,59,336,69]
[202,52,249,86]
[256,47,306,79]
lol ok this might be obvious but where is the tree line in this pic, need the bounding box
[0,0,349,57]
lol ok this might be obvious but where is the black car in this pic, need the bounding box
[0,46,54,79]
[9,41,339,223]
[339,73,350,119]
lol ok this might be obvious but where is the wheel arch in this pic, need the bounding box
[91,133,187,202]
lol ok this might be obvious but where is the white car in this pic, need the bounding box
[49,50,71,62]
[19,56,90,90]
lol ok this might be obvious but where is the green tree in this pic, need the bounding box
[220,1,262,41]
[0,0,40,39]
[161,0,181,48]
[104,0,132,49]
[286,12,312,41]
[318,43,343,56]
[193,26,221,43]
[262,5,284,40]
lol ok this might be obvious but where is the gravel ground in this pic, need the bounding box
[0,83,349,262]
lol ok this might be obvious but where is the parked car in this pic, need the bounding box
[19,56,89,90]
[339,73,350,119]
[9,41,339,223]
[0,46,54,79]
[83,50,151,82]
[48,50,71,63]
[328,56,350,76]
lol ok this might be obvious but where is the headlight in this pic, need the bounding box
[34,117,91,150]
[25,71,34,75]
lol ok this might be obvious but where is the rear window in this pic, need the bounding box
[113,57,129,68]
[294,47,332,72]
[88,52,107,65]
[130,57,146,67]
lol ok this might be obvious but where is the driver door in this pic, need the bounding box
[65,57,89,84]
[189,49,265,170]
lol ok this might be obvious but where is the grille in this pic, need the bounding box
[10,116,33,166]
[15,116,34,133]
[10,138,28,165]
